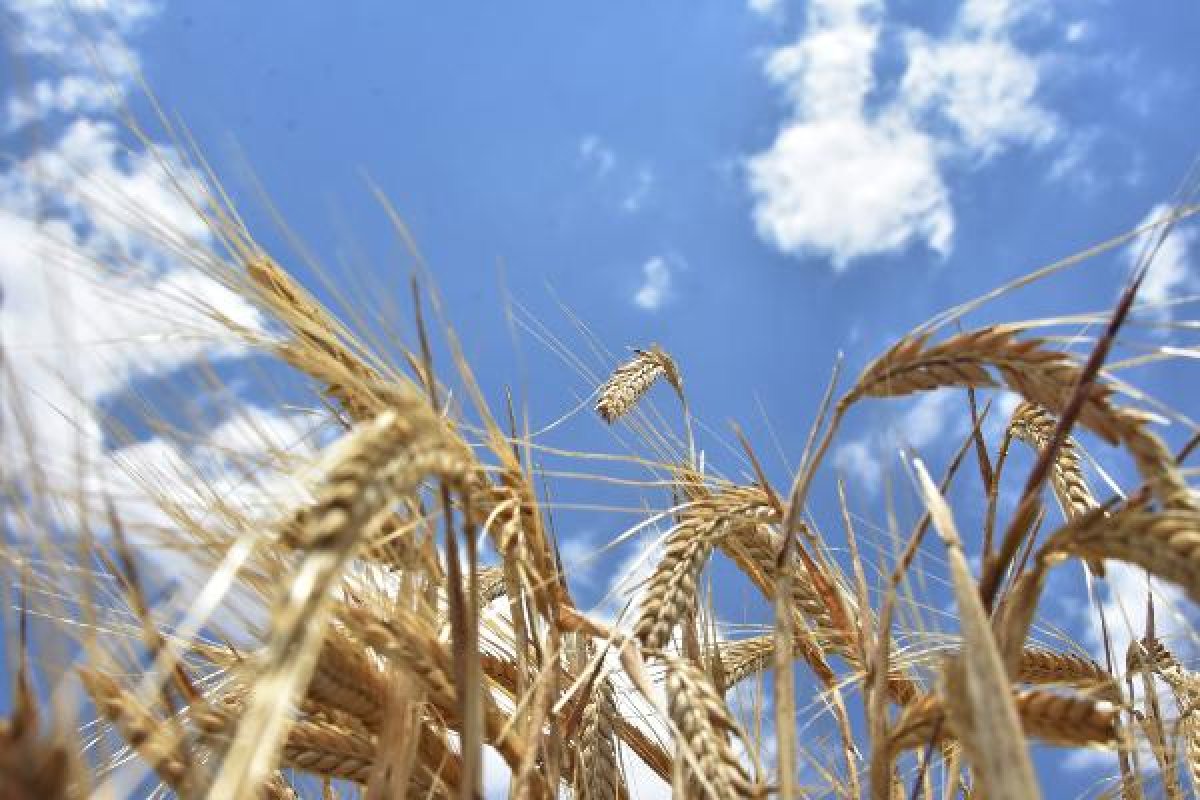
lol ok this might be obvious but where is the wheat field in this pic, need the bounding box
[3,96,1200,800]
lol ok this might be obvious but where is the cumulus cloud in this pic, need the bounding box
[901,34,1056,159]
[633,256,673,311]
[1125,204,1197,322]
[748,0,1058,268]
[0,0,275,533]
[749,113,953,269]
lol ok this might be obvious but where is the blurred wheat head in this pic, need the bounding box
[3,100,1200,800]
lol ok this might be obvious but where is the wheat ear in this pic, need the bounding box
[1044,510,1200,604]
[576,673,621,800]
[595,345,683,424]
[662,656,762,799]
[889,689,1118,752]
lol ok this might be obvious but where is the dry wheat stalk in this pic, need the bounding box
[595,345,683,424]
[662,656,761,799]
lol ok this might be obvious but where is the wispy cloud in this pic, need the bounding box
[633,256,673,311]
[579,134,616,177]
[747,0,783,17]
[4,0,158,129]
[748,0,1059,268]
[621,166,655,213]
[1125,204,1197,322]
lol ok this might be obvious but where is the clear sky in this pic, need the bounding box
[2,1,1199,796]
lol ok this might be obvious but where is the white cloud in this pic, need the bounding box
[1125,204,1197,322]
[0,0,275,542]
[747,0,1058,267]
[621,167,655,213]
[1046,130,1101,193]
[748,113,952,269]
[834,389,966,493]
[558,530,601,587]
[834,438,882,490]
[1064,20,1090,43]
[958,0,1031,36]
[579,134,616,177]
[748,0,783,16]
[633,256,673,311]
[901,34,1057,160]
[4,0,158,130]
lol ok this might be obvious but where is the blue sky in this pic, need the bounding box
[2,0,1199,796]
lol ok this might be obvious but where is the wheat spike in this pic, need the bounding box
[1044,509,1200,604]
[889,689,1118,753]
[309,629,388,732]
[1009,402,1097,518]
[576,674,621,800]
[708,636,775,691]
[208,401,477,797]
[246,254,392,423]
[635,491,760,651]
[476,565,508,606]
[1013,689,1119,748]
[78,669,193,793]
[1018,646,1119,701]
[595,345,682,423]
[662,656,761,799]
[1009,402,1106,574]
